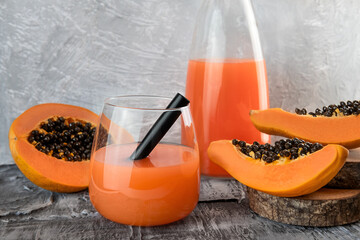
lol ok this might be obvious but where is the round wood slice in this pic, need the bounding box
[327,148,360,189]
[247,187,360,227]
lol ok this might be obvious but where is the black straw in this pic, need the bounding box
[129,93,190,160]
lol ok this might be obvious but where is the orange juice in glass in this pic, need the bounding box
[89,96,199,226]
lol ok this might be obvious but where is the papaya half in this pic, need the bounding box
[9,103,98,193]
[250,108,360,149]
[207,139,348,197]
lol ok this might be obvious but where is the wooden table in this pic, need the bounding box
[1,164,360,239]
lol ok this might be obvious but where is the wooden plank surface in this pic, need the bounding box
[1,165,360,239]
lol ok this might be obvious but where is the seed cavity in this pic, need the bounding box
[295,100,360,117]
[232,138,323,164]
[27,117,96,161]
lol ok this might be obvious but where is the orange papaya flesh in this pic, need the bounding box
[250,108,360,149]
[207,140,348,197]
[9,103,99,193]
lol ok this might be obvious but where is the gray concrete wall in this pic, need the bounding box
[1,0,360,165]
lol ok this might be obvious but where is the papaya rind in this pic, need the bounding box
[207,140,348,197]
[250,108,360,149]
[8,103,98,193]
[9,127,87,193]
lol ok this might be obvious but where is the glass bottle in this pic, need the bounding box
[185,0,270,177]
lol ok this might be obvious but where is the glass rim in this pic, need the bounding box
[104,95,190,111]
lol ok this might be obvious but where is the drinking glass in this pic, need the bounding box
[89,95,200,226]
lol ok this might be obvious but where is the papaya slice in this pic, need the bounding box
[9,103,98,193]
[250,108,360,149]
[207,140,348,197]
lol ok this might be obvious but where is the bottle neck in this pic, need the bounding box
[189,0,263,61]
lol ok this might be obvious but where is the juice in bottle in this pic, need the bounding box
[186,59,269,177]
[89,143,199,226]
[186,0,269,177]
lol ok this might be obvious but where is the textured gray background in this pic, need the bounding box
[2,0,360,165]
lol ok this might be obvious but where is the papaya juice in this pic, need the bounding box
[186,59,270,177]
[89,143,200,226]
